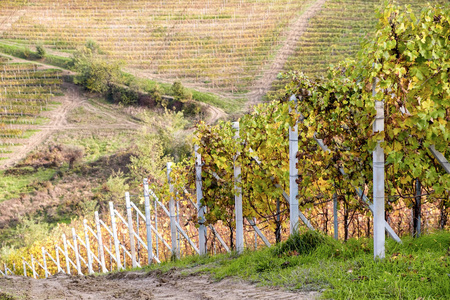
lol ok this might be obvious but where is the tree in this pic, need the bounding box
[171,81,192,102]
[71,42,123,93]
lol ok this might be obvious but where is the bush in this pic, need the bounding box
[36,44,46,58]
[272,230,328,256]
[22,47,31,59]
[71,41,123,93]
[171,81,192,102]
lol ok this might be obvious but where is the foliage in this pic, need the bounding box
[128,110,191,186]
[0,216,50,249]
[71,43,123,93]
[21,143,84,169]
[143,231,450,299]
[272,230,328,256]
[171,81,192,102]
[172,3,450,243]
[282,3,450,228]
[35,44,46,58]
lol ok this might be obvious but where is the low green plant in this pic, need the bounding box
[36,44,46,58]
[0,293,16,300]
[143,231,450,299]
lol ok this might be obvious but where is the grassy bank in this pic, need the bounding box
[0,42,240,113]
[145,230,450,299]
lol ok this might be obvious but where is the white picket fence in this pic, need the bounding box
[2,92,450,277]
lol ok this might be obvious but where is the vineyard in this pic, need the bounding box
[270,0,450,92]
[0,1,449,299]
[0,59,62,161]
[0,0,315,93]
[1,2,450,278]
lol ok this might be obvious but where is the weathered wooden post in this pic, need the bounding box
[125,192,137,268]
[109,202,122,270]
[95,211,108,273]
[372,79,385,259]
[195,145,207,255]
[143,178,154,264]
[233,121,244,254]
[289,95,299,234]
[168,162,179,259]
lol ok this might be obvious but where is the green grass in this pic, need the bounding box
[0,41,240,113]
[145,230,450,299]
[0,167,56,201]
[55,131,135,163]
[0,41,71,69]
[122,72,243,113]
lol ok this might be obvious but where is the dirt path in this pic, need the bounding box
[0,270,319,300]
[205,105,227,124]
[0,81,140,169]
[245,0,327,111]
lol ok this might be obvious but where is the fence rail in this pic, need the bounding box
[1,107,449,278]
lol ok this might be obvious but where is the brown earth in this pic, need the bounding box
[0,270,319,300]
[0,80,139,170]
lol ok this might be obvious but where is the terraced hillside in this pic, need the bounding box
[272,0,448,92]
[0,59,62,161]
[0,0,314,93]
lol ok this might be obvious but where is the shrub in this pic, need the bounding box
[272,230,328,256]
[36,44,46,58]
[71,41,123,93]
[171,81,192,102]
[22,47,31,59]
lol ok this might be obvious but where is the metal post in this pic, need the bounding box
[177,198,181,257]
[168,162,179,259]
[72,228,82,275]
[83,219,93,274]
[41,247,48,278]
[109,202,122,270]
[143,178,154,264]
[23,259,26,277]
[63,234,70,274]
[289,95,299,234]
[195,145,207,255]
[55,245,61,273]
[333,193,338,240]
[123,233,126,269]
[154,199,159,259]
[95,211,107,273]
[125,192,137,268]
[31,255,36,279]
[136,210,140,263]
[373,80,385,260]
[233,121,244,254]
[254,218,257,250]
[414,179,421,238]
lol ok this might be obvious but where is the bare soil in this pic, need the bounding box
[0,80,139,170]
[0,270,319,300]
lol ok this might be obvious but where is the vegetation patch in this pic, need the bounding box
[145,231,450,299]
